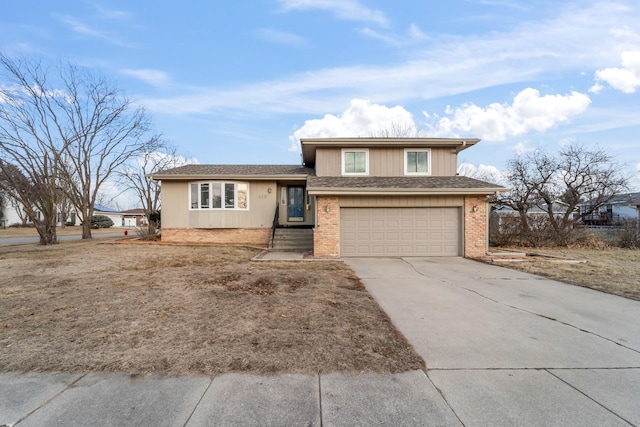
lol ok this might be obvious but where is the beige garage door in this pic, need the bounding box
[341,207,460,257]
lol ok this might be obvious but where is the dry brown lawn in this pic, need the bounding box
[494,247,640,301]
[0,241,424,376]
[0,226,121,238]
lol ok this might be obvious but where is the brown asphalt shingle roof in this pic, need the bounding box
[152,164,315,178]
[307,175,504,190]
[151,164,506,193]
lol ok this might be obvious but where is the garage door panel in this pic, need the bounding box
[341,207,460,257]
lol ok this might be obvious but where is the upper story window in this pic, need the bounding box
[342,148,369,175]
[404,149,431,175]
[190,182,248,210]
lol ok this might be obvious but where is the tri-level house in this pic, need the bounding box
[151,138,505,258]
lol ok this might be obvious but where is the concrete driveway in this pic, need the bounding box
[346,257,640,426]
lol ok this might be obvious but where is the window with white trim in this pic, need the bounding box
[189,182,249,210]
[342,148,369,175]
[404,149,431,175]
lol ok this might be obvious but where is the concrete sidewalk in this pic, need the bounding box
[1,370,458,426]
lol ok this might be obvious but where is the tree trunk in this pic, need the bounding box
[35,222,58,245]
[82,221,92,239]
[517,210,531,245]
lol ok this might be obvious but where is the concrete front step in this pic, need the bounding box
[270,228,314,251]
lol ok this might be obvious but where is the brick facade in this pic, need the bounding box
[162,228,271,247]
[313,196,341,258]
[463,195,488,258]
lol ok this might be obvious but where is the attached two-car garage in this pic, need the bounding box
[340,207,461,257]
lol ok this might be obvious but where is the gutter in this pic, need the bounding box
[307,187,506,196]
[148,174,311,181]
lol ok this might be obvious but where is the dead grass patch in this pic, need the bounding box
[0,241,423,376]
[0,226,120,238]
[494,247,640,301]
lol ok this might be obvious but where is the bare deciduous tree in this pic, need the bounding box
[56,65,158,239]
[370,122,420,138]
[497,145,628,246]
[118,140,192,234]
[0,55,69,244]
[0,160,60,243]
[0,53,159,242]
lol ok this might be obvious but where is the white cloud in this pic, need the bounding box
[593,51,640,93]
[54,14,132,47]
[120,69,170,86]
[408,23,427,40]
[254,28,307,47]
[457,163,505,185]
[143,2,638,119]
[92,4,131,20]
[588,83,604,94]
[359,23,428,46]
[288,99,416,152]
[425,88,591,141]
[513,141,535,155]
[557,137,578,147]
[278,0,388,26]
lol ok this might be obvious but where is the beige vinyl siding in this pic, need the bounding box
[369,148,403,176]
[430,147,458,176]
[315,148,341,176]
[161,181,277,228]
[315,147,458,176]
[339,195,464,208]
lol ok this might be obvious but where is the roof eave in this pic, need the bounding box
[149,174,310,181]
[307,187,506,196]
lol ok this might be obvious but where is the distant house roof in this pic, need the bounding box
[493,203,574,215]
[94,204,120,213]
[578,192,640,209]
[150,164,314,181]
[122,208,146,215]
[307,176,505,195]
[606,192,640,206]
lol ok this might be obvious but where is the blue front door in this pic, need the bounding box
[288,186,305,222]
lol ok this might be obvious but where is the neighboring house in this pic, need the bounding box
[0,192,124,228]
[579,192,640,226]
[0,191,79,227]
[0,190,9,228]
[490,202,577,232]
[93,204,124,227]
[122,208,149,228]
[151,138,505,258]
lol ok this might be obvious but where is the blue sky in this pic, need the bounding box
[2,0,640,205]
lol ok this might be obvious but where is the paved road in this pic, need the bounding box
[0,232,127,245]
[346,257,640,426]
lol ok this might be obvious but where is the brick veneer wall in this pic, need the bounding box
[464,195,488,258]
[162,228,271,247]
[314,196,340,258]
